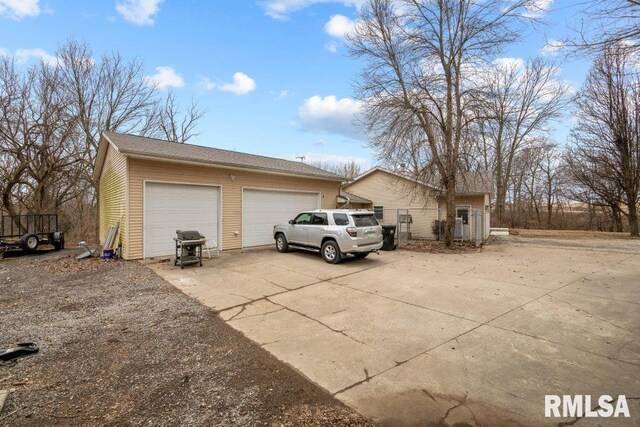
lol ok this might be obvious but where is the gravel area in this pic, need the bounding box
[0,250,371,426]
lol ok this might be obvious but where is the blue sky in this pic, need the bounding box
[0,0,590,168]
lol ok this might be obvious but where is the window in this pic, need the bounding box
[311,213,328,225]
[293,213,312,225]
[333,213,349,226]
[353,214,379,227]
[456,208,469,225]
[373,206,384,220]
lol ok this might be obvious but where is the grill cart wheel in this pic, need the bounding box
[19,233,39,253]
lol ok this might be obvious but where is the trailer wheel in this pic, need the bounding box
[20,234,39,253]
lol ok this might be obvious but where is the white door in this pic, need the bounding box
[242,189,319,247]
[144,182,219,258]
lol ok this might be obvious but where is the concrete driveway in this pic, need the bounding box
[150,239,640,426]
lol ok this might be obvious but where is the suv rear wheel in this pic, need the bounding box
[275,233,289,253]
[321,240,342,264]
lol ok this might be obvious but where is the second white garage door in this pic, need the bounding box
[144,182,219,258]
[242,189,319,247]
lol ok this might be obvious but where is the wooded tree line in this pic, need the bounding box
[347,0,640,242]
[0,40,203,240]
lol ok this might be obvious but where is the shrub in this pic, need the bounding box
[432,220,447,241]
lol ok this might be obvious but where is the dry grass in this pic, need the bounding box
[510,229,640,240]
[401,239,481,253]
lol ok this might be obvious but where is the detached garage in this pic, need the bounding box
[93,131,343,259]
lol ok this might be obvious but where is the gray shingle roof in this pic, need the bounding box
[456,170,493,195]
[102,131,345,181]
[338,190,372,204]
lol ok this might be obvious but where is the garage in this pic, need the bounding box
[144,182,219,257]
[242,189,319,247]
[95,132,343,259]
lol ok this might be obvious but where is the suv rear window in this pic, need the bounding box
[333,213,349,226]
[352,214,379,227]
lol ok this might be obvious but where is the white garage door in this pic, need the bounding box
[242,189,319,247]
[144,182,219,258]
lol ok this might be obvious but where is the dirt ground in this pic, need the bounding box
[0,250,371,426]
[510,228,640,240]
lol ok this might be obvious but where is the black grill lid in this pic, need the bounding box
[176,230,205,241]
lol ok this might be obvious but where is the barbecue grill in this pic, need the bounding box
[173,230,205,269]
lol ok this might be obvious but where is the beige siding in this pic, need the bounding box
[99,144,127,249]
[126,158,340,259]
[344,170,438,238]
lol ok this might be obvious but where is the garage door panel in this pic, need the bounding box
[243,189,319,247]
[144,183,219,257]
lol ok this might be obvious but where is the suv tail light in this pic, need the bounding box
[346,227,357,237]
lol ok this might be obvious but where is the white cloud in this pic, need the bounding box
[0,47,9,57]
[542,39,565,56]
[144,66,184,89]
[218,72,256,95]
[494,57,525,71]
[324,14,355,38]
[269,89,289,99]
[0,0,40,19]
[198,76,217,90]
[116,0,163,25]
[262,0,364,20]
[298,95,363,139]
[14,48,60,66]
[324,41,338,53]
[290,152,368,166]
[524,0,553,18]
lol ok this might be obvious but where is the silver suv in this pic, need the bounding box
[273,209,383,263]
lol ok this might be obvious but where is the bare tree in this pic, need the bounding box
[568,1,640,52]
[156,90,205,143]
[568,45,640,236]
[348,0,536,246]
[0,57,81,227]
[472,58,570,226]
[309,160,364,179]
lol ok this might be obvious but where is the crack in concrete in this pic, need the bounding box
[265,298,385,356]
[546,294,639,335]
[227,307,286,322]
[485,324,640,368]
[225,305,246,321]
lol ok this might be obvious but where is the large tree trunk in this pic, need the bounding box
[444,173,457,248]
[628,196,639,236]
[610,204,622,232]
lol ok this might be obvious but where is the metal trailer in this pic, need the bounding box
[0,214,65,257]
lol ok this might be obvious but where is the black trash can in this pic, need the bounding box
[381,225,396,251]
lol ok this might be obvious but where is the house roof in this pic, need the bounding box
[337,190,372,204]
[345,167,493,195]
[345,167,441,191]
[455,170,493,195]
[93,131,345,181]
